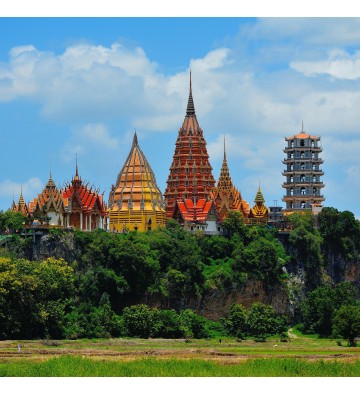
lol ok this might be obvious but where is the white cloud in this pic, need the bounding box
[291,49,360,80]
[244,18,360,46]
[61,123,119,162]
[0,177,43,203]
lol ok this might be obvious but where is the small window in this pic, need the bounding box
[300,174,305,182]
[300,140,305,147]
[300,151,305,158]
[300,162,305,170]
[301,187,306,195]
[301,201,306,209]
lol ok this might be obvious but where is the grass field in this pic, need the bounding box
[0,330,359,377]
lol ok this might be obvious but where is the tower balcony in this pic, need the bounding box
[282,170,324,177]
[282,195,325,202]
[283,158,324,164]
[283,146,322,153]
[282,182,325,188]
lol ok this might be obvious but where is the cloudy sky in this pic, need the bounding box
[1,14,360,218]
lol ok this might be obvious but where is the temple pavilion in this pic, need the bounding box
[108,132,167,232]
[12,162,108,230]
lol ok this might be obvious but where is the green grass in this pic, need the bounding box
[1,355,360,377]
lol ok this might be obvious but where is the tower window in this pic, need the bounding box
[300,174,305,182]
[300,162,305,170]
[301,187,306,195]
[301,201,306,209]
[300,140,305,147]
[300,151,305,158]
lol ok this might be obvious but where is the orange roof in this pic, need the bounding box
[287,132,319,140]
[62,170,107,216]
[176,198,214,222]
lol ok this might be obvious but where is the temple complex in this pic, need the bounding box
[282,125,325,212]
[210,138,249,222]
[164,73,215,218]
[248,186,269,224]
[108,132,167,232]
[62,162,108,230]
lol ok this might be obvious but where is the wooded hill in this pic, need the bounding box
[0,208,359,342]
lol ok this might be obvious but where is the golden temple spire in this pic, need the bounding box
[18,185,25,206]
[254,184,265,203]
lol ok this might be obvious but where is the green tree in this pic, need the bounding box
[122,304,156,338]
[224,303,247,338]
[0,210,27,234]
[333,305,360,347]
[152,309,183,338]
[222,211,249,242]
[179,309,209,339]
[247,302,287,339]
[300,282,358,337]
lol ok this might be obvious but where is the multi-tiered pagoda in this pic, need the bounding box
[210,138,249,222]
[164,73,216,218]
[282,125,325,212]
[108,132,167,232]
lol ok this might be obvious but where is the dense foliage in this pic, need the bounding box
[1,207,359,341]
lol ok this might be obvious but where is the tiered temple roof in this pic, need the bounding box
[62,163,107,217]
[28,171,63,217]
[210,138,249,221]
[108,132,166,232]
[12,187,29,216]
[164,72,215,217]
[248,186,269,223]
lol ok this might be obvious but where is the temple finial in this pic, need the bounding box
[133,130,138,145]
[76,154,78,177]
[50,160,52,179]
[223,135,227,161]
[302,120,304,132]
[186,70,195,116]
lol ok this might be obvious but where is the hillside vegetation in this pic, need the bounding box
[0,208,359,343]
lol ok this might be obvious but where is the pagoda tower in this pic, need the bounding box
[210,137,249,221]
[164,73,215,217]
[248,185,269,224]
[108,132,167,232]
[282,125,325,211]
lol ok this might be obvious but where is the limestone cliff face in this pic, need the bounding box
[31,232,79,264]
[195,280,290,321]
[22,232,360,322]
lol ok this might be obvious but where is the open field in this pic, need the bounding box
[1,330,359,376]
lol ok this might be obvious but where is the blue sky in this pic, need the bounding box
[1,16,360,218]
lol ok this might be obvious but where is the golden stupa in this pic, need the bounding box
[108,132,167,232]
[248,185,269,224]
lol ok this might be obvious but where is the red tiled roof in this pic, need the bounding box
[176,198,214,222]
